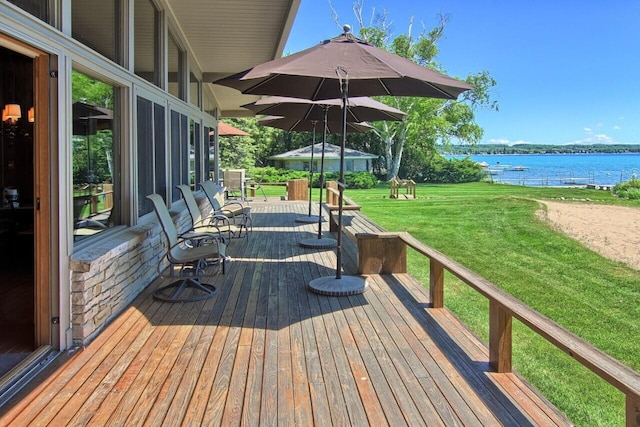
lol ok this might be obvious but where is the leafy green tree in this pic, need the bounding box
[334,1,498,180]
[217,118,311,169]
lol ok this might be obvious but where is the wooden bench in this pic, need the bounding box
[390,177,416,199]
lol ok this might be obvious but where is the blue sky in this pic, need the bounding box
[284,1,640,145]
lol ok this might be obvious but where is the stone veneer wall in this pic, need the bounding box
[69,194,213,345]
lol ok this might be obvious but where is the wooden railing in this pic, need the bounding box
[325,181,362,232]
[356,231,640,426]
[325,181,361,210]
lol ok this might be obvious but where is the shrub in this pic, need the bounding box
[248,166,307,183]
[613,177,640,199]
[421,156,484,183]
[343,171,378,189]
[248,167,378,189]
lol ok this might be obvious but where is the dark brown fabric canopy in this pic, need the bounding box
[214,31,473,101]
[257,115,373,133]
[243,96,405,122]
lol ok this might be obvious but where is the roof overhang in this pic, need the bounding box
[165,0,301,118]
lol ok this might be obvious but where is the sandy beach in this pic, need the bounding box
[538,200,640,270]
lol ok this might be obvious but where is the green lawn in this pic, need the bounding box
[342,182,640,426]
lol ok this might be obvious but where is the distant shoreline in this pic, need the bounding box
[444,143,640,156]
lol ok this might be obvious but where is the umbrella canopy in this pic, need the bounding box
[72,101,113,135]
[257,115,373,134]
[73,101,113,120]
[212,121,250,137]
[214,28,473,100]
[242,96,405,122]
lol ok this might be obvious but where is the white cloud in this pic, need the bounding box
[613,125,621,130]
[571,134,616,145]
[584,127,593,134]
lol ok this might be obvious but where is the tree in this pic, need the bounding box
[332,1,498,180]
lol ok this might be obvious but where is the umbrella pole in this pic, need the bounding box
[317,107,328,238]
[307,75,367,296]
[295,121,325,224]
[298,108,335,248]
[335,79,347,279]
[307,121,316,216]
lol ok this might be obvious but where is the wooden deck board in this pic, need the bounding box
[0,199,572,426]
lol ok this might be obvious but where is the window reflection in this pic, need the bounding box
[168,34,182,99]
[134,0,160,86]
[72,0,119,63]
[189,73,200,107]
[72,70,119,243]
[7,0,49,22]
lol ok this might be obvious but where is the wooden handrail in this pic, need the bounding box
[358,230,640,425]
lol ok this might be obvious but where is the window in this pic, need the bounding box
[346,159,354,172]
[203,90,216,117]
[170,110,189,201]
[302,161,310,172]
[71,70,121,243]
[191,120,202,187]
[8,0,49,22]
[189,73,200,107]
[136,96,166,216]
[72,0,120,64]
[167,34,184,100]
[134,0,160,86]
[203,126,211,179]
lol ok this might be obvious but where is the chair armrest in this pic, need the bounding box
[207,214,233,227]
[178,229,225,245]
[222,200,247,209]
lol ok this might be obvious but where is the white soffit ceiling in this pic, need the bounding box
[166,0,301,117]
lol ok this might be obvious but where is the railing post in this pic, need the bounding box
[429,259,444,308]
[489,300,512,373]
[627,394,640,427]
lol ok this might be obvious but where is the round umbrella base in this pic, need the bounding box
[153,279,218,303]
[299,237,337,249]
[295,215,326,224]
[308,275,368,296]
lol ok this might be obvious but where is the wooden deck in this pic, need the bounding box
[0,199,571,426]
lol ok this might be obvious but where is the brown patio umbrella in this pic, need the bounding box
[242,96,406,122]
[249,96,400,227]
[215,26,473,296]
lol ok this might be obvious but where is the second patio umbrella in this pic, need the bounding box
[242,95,406,122]
[247,95,403,224]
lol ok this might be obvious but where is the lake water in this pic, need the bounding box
[450,153,640,187]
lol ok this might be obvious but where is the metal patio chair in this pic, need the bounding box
[147,193,226,303]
